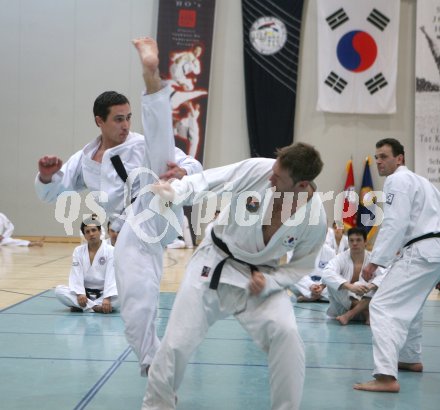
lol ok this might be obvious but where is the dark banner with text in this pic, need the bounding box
[157,0,216,164]
[242,0,304,158]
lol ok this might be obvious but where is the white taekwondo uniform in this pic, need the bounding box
[325,228,349,254]
[143,158,327,410]
[34,85,202,374]
[368,166,440,379]
[292,243,335,301]
[55,241,118,311]
[0,213,30,246]
[34,92,201,231]
[112,86,202,377]
[322,249,385,318]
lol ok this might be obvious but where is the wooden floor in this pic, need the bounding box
[1,241,439,310]
[0,242,194,310]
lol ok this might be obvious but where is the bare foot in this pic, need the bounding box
[70,306,83,313]
[92,305,103,313]
[132,37,161,94]
[132,37,159,73]
[29,237,45,247]
[398,362,423,372]
[29,241,43,247]
[336,313,350,325]
[353,377,400,393]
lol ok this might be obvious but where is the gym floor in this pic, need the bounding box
[1,244,439,409]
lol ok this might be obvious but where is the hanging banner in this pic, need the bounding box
[242,0,304,158]
[317,0,400,114]
[357,157,378,243]
[157,0,216,164]
[415,0,440,190]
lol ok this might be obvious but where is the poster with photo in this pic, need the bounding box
[415,0,440,189]
[157,0,216,164]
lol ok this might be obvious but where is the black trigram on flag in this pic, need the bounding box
[367,8,390,31]
[365,73,388,94]
[325,71,348,93]
[326,8,349,30]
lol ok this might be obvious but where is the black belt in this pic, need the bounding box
[209,230,259,290]
[110,155,136,204]
[404,232,440,248]
[85,288,103,299]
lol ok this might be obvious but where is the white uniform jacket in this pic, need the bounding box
[171,157,327,296]
[311,243,336,274]
[35,86,202,227]
[371,166,440,267]
[322,249,385,290]
[325,228,349,254]
[69,241,117,298]
[0,213,14,239]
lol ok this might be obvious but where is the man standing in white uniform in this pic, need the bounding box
[144,142,327,410]
[35,38,202,376]
[322,227,384,325]
[354,138,440,393]
[55,219,118,313]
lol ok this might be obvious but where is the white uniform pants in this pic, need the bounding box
[370,241,440,378]
[326,277,374,318]
[114,216,165,376]
[143,248,305,410]
[293,275,329,301]
[54,285,119,312]
[113,83,182,377]
[0,237,30,246]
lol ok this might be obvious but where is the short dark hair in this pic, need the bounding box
[276,142,323,184]
[80,220,102,235]
[93,91,130,121]
[347,227,367,241]
[376,138,405,158]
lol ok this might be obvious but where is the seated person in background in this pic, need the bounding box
[55,218,118,313]
[292,243,336,302]
[80,213,106,244]
[325,221,348,254]
[0,212,43,247]
[106,221,119,246]
[322,227,385,325]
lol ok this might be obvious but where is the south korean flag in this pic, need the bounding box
[317,0,400,114]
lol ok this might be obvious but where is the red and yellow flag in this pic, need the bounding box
[343,160,357,231]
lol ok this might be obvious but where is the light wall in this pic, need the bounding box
[0,0,415,236]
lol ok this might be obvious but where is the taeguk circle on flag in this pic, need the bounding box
[336,30,377,73]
